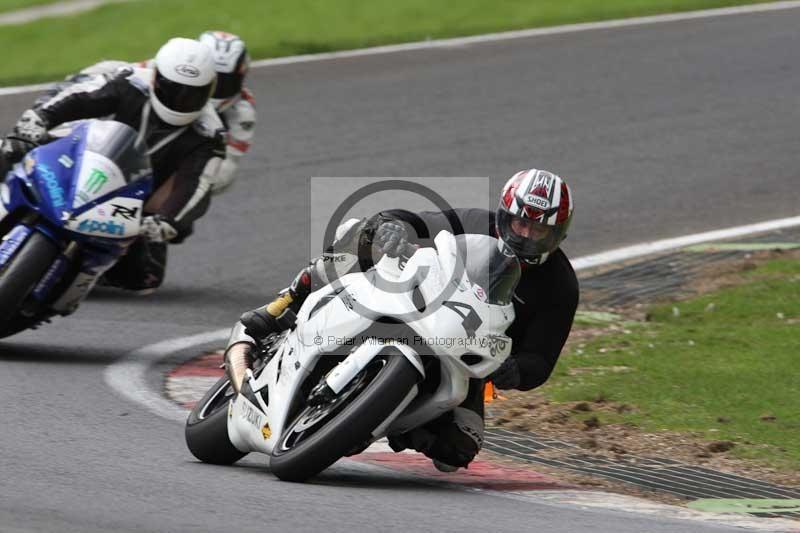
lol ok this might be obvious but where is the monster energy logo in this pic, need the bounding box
[84,169,109,195]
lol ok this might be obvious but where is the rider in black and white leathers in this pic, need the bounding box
[33,30,257,198]
[0,39,225,291]
[35,68,226,240]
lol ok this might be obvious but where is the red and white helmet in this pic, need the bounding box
[199,31,250,111]
[496,169,574,265]
[151,38,216,126]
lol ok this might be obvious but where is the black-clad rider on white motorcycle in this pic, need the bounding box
[229,169,579,470]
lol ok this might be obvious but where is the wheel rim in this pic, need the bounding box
[276,358,386,453]
[198,378,235,421]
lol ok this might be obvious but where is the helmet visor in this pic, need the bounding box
[497,210,570,259]
[154,71,214,113]
[213,71,243,100]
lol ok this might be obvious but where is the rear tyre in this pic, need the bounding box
[270,348,420,482]
[0,230,59,336]
[185,375,248,465]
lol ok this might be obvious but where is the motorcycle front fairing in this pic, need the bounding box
[227,276,385,455]
[0,120,153,313]
[227,231,517,456]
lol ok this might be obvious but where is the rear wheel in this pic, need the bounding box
[0,230,59,336]
[270,347,420,482]
[185,375,248,465]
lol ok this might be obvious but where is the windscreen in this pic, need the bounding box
[454,234,520,305]
[83,120,152,183]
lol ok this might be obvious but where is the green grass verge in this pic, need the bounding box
[548,258,800,470]
[0,0,56,14]
[1,0,776,86]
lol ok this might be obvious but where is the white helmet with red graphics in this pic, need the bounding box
[151,38,217,126]
[496,169,574,265]
[198,31,250,111]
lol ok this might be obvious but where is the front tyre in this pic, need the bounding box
[0,230,59,335]
[270,348,420,482]
[185,375,247,465]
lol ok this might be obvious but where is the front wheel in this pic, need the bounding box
[270,347,420,482]
[185,375,248,465]
[0,229,59,335]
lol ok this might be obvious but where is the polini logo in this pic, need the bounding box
[77,219,125,236]
[37,164,66,208]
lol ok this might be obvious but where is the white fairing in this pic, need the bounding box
[226,231,516,455]
[60,146,143,239]
[72,151,127,208]
[65,197,143,239]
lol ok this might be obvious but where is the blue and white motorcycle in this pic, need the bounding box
[0,119,152,338]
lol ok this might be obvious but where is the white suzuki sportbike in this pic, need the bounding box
[185,230,520,482]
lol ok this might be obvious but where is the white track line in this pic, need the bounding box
[103,328,229,422]
[571,215,800,271]
[0,82,53,97]
[3,1,800,96]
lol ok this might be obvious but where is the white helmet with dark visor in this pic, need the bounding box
[151,38,216,126]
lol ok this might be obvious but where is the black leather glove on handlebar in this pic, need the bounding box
[489,357,521,390]
[1,136,38,166]
[13,109,49,144]
[240,307,296,343]
[374,220,413,258]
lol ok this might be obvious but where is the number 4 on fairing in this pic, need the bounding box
[442,301,482,338]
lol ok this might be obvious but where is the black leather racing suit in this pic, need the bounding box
[232,207,579,468]
[33,69,226,290]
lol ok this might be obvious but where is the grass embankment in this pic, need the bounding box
[547,258,800,470]
[0,0,776,86]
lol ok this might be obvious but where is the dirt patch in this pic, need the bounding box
[485,248,800,503]
[488,392,800,491]
[688,248,800,296]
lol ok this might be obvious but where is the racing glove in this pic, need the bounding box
[0,136,37,165]
[240,305,296,343]
[374,219,413,258]
[13,109,49,144]
[489,357,521,390]
[139,215,178,243]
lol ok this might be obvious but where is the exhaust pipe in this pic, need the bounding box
[224,342,252,393]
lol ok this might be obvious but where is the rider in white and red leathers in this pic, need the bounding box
[196,31,256,195]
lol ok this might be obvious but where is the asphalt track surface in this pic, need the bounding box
[1,7,799,533]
